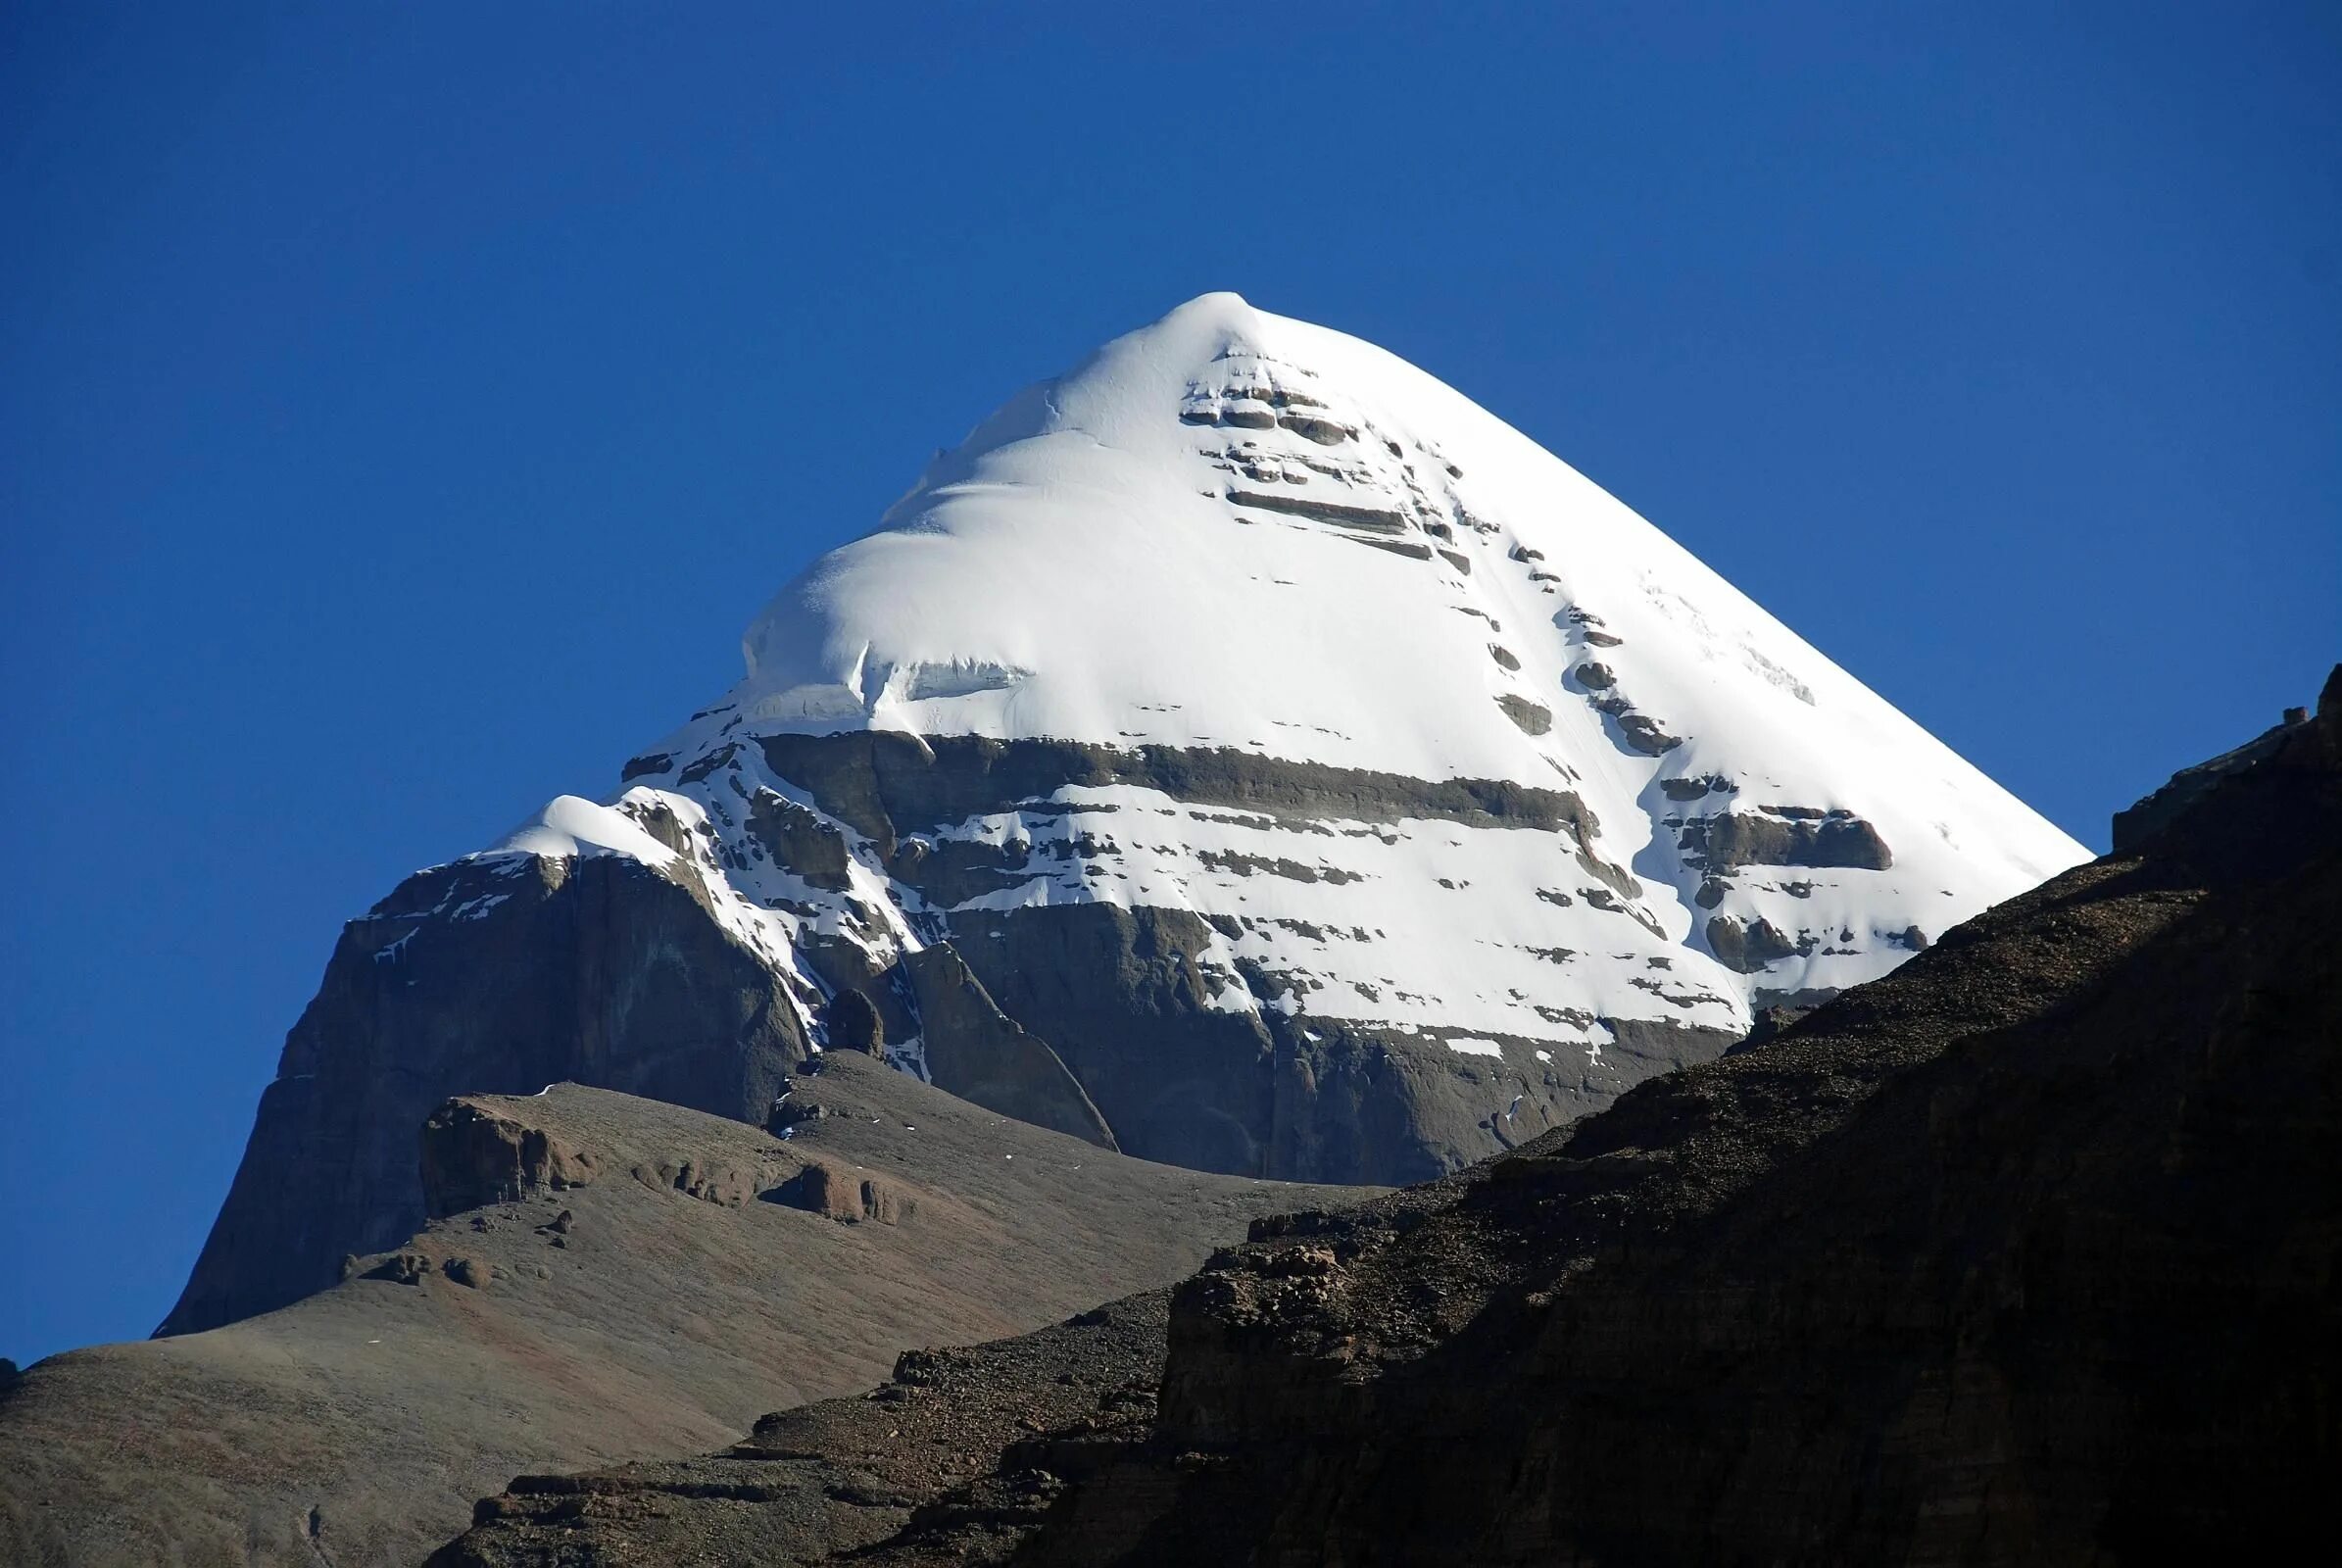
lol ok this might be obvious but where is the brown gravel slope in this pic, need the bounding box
[0,1053,1371,1567]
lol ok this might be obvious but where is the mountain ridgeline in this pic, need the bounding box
[167,295,2084,1336]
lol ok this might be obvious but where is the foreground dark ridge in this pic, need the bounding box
[439,667,2341,1565]
[0,1055,1369,1567]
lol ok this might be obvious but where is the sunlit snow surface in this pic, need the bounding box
[468,294,2088,1062]
[488,795,681,866]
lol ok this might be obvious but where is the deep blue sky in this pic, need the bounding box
[3,4,2335,1364]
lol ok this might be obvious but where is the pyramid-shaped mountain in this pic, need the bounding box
[167,294,2085,1335]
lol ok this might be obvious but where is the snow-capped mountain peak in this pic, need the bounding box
[514,294,2090,1177]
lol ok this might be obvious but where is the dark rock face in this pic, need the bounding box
[1562,656,1684,757]
[901,945,1117,1150]
[945,905,1279,1174]
[1660,771,1736,801]
[1703,911,1802,972]
[160,852,812,1337]
[1677,805,1894,871]
[819,986,886,1056]
[1589,692,1683,755]
[2111,681,2327,850]
[754,731,1599,848]
[939,903,1737,1186]
[1224,488,1411,534]
[745,789,853,890]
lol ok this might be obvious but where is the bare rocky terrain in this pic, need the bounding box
[0,1054,1370,1566]
[438,667,2341,1566]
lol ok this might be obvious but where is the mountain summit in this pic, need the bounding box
[166,296,2086,1335]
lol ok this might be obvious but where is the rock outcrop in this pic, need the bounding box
[2110,697,2317,850]
[418,1101,599,1218]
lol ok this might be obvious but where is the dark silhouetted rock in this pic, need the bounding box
[2110,671,2333,851]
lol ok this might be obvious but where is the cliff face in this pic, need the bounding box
[438,669,2341,1566]
[162,846,812,1336]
